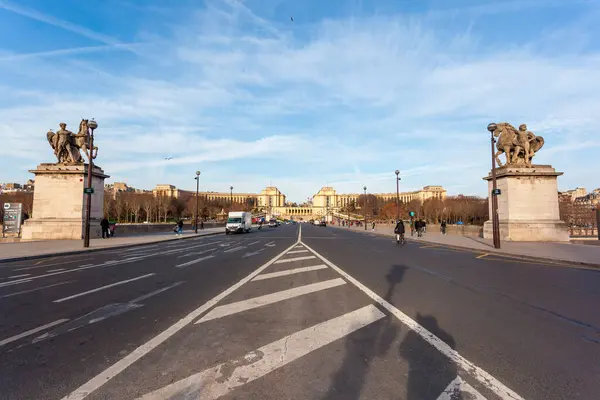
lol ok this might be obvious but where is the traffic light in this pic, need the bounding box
[409,211,415,217]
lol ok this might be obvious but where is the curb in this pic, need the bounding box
[0,231,223,264]
[331,225,600,270]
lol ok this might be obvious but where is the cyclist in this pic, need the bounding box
[394,219,405,244]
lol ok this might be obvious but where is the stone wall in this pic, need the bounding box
[114,222,225,235]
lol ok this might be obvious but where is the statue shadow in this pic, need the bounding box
[322,265,459,399]
[322,265,405,400]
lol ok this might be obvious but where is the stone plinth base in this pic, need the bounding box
[21,163,109,240]
[483,165,569,242]
[21,218,102,240]
[483,220,569,242]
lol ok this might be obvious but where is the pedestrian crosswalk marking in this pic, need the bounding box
[274,255,316,264]
[138,305,385,400]
[252,264,328,281]
[195,278,346,324]
[437,376,487,399]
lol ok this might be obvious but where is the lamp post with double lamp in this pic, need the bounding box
[487,123,501,249]
[194,171,201,234]
[395,170,401,222]
[83,119,98,248]
[230,186,233,210]
[363,186,367,230]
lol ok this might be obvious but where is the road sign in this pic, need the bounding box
[492,189,501,195]
[3,202,23,237]
[84,187,94,194]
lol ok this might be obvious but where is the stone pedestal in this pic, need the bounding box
[21,164,109,240]
[483,165,569,242]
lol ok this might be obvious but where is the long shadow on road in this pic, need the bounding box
[323,264,457,399]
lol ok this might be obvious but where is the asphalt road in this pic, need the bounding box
[0,224,599,399]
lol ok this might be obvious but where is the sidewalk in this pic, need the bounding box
[332,224,600,267]
[0,228,222,262]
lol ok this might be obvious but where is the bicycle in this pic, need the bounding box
[395,233,405,245]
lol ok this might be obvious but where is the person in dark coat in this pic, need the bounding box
[394,220,405,244]
[101,217,110,239]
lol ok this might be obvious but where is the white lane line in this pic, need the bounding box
[246,241,260,246]
[60,240,300,400]
[286,249,309,254]
[53,274,156,303]
[12,259,82,271]
[0,319,69,347]
[46,268,65,273]
[252,264,328,281]
[437,376,487,400]
[0,279,33,287]
[129,281,185,304]
[264,241,275,247]
[274,255,316,264]
[196,278,346,324]
[176,248,215,258]
[138,305,384,400]
[6,274,31,279]
[0,281,74,299]
[301,241,524,400]
[176,255,215,268]
[224,246,246,253]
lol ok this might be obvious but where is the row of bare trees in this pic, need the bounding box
[103,192,256,223]
[340,195,489,225]
[559,198,597,230]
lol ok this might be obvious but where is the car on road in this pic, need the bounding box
[268,219,278,227]
[225,211,252,234]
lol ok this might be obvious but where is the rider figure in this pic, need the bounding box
[394,219,405,244]
[55,122,74,163]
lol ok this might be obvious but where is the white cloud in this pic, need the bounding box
[1,0,599,201]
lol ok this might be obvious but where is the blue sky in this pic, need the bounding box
[1,0,599,201]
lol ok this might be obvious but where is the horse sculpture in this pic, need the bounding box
[493,122,544,167]
[46,119,90,164]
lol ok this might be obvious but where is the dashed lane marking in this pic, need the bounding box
[0,319,69,347]
[53,273,156,303]
[176,255,215,268]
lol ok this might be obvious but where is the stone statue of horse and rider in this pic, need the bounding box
[492,122,544,167]
[46,119,96,164]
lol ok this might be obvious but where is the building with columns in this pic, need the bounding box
[149,183,445,220]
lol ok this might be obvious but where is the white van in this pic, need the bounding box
[226,211,252,234]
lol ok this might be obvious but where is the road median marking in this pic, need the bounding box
[274,255,316,264]
[137,305,384,400]
[195,278,346,324]
[437,376,487,399]
[252,264,328,281]
[476,253,489,259]
[176,255,214,268]
[301,241,524,400]
[60,239,300,400]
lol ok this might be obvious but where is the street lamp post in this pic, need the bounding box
[487,123,501,249]
[395,170,400,222]
[83,119,98,248]
[363,186,367,230]
[194,171,201,234]
[230,186,233,210]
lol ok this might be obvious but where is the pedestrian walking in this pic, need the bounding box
[371,221,376,231]
[101,217,110,239]
[200,219,204,230]
[441,220,447,235]
[177,219,184,235]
